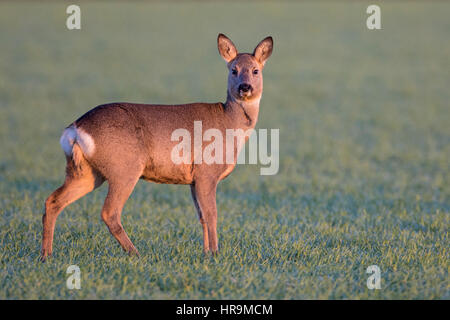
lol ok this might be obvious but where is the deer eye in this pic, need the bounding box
[253,69,259,75]
[231,68,238,76]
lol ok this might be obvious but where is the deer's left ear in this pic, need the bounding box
[253,36,273,66]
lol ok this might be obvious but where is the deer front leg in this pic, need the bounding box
[190,185,209,253]
[191,179,219,254]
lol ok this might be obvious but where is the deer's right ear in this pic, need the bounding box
[253,36,273,66]
[217,34,238,63]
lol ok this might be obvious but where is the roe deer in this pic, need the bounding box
[41,34,273,260]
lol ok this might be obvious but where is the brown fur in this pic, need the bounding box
[41,34,273,260]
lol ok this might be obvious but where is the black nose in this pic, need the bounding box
[239,83,252,92]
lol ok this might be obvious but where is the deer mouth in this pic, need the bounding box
[238,83,253,99]
[239,89,252,99]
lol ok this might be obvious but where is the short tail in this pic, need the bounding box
[60,125,93,168]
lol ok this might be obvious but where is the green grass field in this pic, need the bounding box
[0,1,449,299]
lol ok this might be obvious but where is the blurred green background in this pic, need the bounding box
[0,1,448,299]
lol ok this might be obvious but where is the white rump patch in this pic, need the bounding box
[75,127,95,157]
[59,125,95,157]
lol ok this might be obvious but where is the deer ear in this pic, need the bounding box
[217,34,238,63]
[253,36,273,65]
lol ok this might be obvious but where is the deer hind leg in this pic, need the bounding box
[101,177,140,256]
[41,156,104,261]
[190,184,209,253]
[191,179,219,254]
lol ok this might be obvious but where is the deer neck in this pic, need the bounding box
[224,93,261,129]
